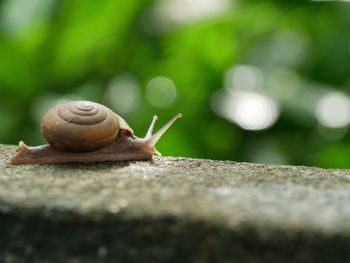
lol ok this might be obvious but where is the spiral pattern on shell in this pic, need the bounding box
[41,101,120,152]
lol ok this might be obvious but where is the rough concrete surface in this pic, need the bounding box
[1,144,350,262]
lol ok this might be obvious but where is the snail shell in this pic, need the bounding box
[41,101,131,152]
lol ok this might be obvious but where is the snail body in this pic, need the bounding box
[10,100,181,165]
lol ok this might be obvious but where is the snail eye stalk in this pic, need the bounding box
[145,115,158,139]
[145,113,182,147]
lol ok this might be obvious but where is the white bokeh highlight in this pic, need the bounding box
[146,76,177,108]
[159,0,231,24]
[225,65,263,91]
[104,74,141,114]
[212,90,280,131]
[229,92,279,130]
[0,0,54,34]
[316,92,350,128]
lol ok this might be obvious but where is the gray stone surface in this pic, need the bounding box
[1,143,350,262]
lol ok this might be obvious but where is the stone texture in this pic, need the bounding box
[1,144,350,262]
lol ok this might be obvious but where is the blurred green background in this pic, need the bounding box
[1,0,350,168]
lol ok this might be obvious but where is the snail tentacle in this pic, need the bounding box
[145,115,158,139]
[145,113,182,147]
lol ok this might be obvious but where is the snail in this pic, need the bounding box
[10,100,182,164]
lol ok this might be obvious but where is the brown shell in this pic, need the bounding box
[41,101,132,152]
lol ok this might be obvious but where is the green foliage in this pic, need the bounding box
[0,0,350,168]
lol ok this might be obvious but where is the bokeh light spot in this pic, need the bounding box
[104,74,141,115]
[158,0,231,24]
[316,92,350,128]
[146,76,177,108]
[270,31,307,67]
[232,92,279,130]
[225,65,263,91]
[212,90,279,131]
[0,0,54,34]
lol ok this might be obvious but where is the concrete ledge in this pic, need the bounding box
[1,144,350,262]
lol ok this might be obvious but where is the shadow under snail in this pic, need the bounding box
[10,101,182,165]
